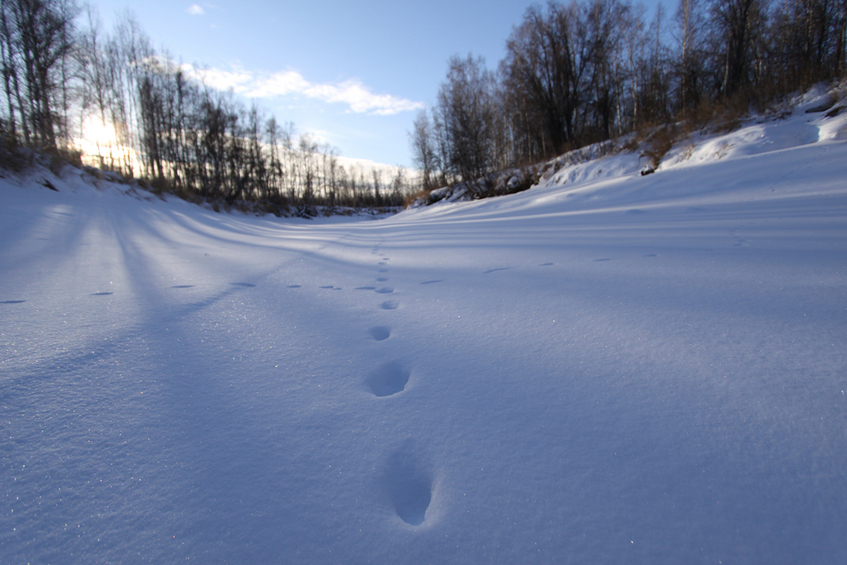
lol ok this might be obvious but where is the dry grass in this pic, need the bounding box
[0,137,33,173]
[404,187,441,208]
[640,125,679,169]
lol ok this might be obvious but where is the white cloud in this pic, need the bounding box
[181,64,253,93]
[176,63,423,116]
[303,79,424,115]
[247,71,312,98]
[186,4,205,16]
[250,71,423,115]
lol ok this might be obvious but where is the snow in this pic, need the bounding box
[2,95,847,564]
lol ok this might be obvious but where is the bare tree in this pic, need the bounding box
[409,108,439,191]
[674,0,707,114]
[0,0,24,141]
[2,0,79,150]
[710,0,766,97]
[584,0,630,139]
[436,54,500,191]
[770,0,847,87]
[501,2,589,159]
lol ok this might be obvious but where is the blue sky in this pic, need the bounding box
[85,0,660,168]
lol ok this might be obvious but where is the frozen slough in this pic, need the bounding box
[1,87,846,563]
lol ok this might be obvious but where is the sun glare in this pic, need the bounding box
[76,117,140,172]
[80,117,118,149]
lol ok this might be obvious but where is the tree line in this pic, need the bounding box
[411,0,847,194]
[0,0,410,212]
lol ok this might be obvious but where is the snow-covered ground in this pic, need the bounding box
[2,94,847,564]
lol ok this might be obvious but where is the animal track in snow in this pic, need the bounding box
[171,285,194,289]
[366,361,410,397]
[376,277,389,282]
[90,292,113,296]
[319,285,335,289]
[287,285,302,288]
[539,262,554,266]
[483,267,511,274]
[1,300,25,304]
[355,286,377,291]
[369,326,391,341]
[420,280,444,285]
[380,300,399,310]
[230,282,256,287]
[375,287,394,294]
[384,443,433,526]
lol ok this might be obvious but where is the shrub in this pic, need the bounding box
[640,125,678,169]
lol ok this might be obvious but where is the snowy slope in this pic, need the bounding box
[2,96,847,564]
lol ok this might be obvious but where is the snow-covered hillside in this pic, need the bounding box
[2,90,846,564]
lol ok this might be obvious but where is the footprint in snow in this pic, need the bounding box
[355,286,377,291]
[171,285,194,289]
[642,254,657,258]
[420,280,443,285]
[376,277,389,282]
[319,285,335,289]
[380,300,399,310]
[375,287,394,294]
[369,326,391,341]
[287,284,302,288]
[90,292,113,296]
[230,282,256,287]
[383,442,433,526]
[366,361,410,397]
[593,258,612,262]
[1,300,26,304]
[378,269,389,273]
[539,262,554,266]
[483,267,511,274]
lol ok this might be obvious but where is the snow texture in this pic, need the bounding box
[2,93,847,564]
